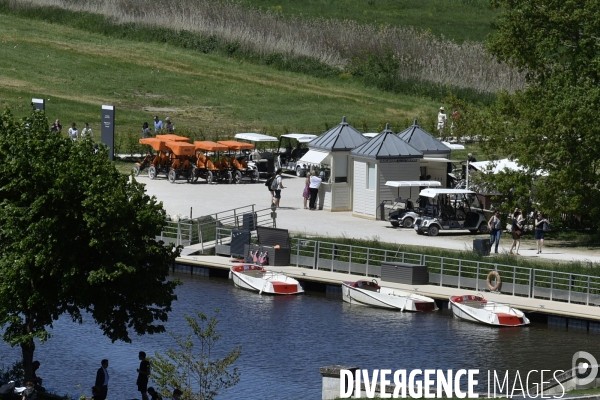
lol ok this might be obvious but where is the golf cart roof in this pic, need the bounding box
[385,181,442,188]
[217,140,255,150]
[419,188,476,198]
[139,138,168,151]
[234,133,279,142]
[280,133,318,143]
[155,134,191,143]
[194,141,229,152]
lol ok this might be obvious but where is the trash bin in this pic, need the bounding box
[473,238,491,256]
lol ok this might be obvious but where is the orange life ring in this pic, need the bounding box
[487,270,502,291]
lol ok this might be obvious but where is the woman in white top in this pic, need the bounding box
[80,122,92,139]
[68,122,78,140]
[308,170,322,210]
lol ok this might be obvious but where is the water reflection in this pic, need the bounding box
[1,272,598,400]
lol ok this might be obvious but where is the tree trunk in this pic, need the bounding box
[21,337,35,382]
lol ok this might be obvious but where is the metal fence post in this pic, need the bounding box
[296,240,300,267]
[313,241,319,270]
[177,221,182,246]
[476,262,480,292]
[348,245,352,275]
[587,276,591,306]
[513,266,516,296]
[366,248,370,277]
[568,274,572,304]
[440,258,444,287]
[458,260,462,289]
[550,271,554,301]
[531,269,535,298]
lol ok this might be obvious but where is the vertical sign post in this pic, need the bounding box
[32,98,45,111]
[101,105,115,160]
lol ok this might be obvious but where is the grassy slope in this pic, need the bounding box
[0,13,441,142]
[237,0,498,43]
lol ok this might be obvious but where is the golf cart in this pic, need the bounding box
[413,188,490,236]
[275,133,318,176]
[384,181,441,228]
[233,133,279,177]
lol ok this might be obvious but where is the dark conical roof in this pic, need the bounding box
[397,119,451,155]
[309,116,367,152]
[351,123,423,160]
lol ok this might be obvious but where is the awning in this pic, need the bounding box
[385,181,441,188]
[299,150,329,165]
[421,157,460,163]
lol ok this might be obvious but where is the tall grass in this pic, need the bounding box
[8,0,525,94]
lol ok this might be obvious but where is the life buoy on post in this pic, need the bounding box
[487,270,502,291]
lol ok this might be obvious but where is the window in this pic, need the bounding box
[367,163,376,190]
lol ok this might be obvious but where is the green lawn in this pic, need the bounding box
[0,13,442,149]
[237,0,498,43]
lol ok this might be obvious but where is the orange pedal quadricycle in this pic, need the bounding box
[193,141,229,184]
[165,141,195,183]
[136,138,171,179]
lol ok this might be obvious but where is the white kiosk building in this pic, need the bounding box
[300,117,367,211]
[350,124,424,219]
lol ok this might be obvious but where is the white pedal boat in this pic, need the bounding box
[449,294,530,327]
[230,265,304,295]
[341,280,438,312]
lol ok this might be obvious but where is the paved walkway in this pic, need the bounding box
[136,172,600,264]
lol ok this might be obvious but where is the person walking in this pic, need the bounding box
[534,211,549,254]
[487,210,502,254]
[272,169,284,208]
[437,106,447,138]
[164,117,175,133]
[308,170,322,211]
[142,122,152,138]
[509,211,524,255]
[153,116,163,133]
[81,123,93,139]
[68,122,79,140]
[94,359,109,400]
[302,174,310,209]
[136,351,151,400]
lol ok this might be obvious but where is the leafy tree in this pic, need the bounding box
[470,0,600,224]
[0,108,180,381]
[151,310,241,400]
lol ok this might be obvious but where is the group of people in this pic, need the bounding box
[50,119,93,140]
[266,168,323,210]
[88,352,182,400]
[144,116,175,137]
[436,106,461,138]
[487,208,550,255]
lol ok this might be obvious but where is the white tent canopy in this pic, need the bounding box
[441,142,465,150]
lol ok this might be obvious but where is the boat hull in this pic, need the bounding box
[342,282,437,312]
[449,295,529,326]
[231,268,304,295]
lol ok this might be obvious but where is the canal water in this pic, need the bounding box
[1,271,599,400]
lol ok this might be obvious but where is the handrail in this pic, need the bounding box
[288,237,600,306]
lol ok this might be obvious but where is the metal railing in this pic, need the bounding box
[157,204,274,251]
[289,238,600,306]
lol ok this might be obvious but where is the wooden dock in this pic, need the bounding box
[175,254,600,329]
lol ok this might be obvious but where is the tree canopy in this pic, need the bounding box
[0,108,180,380]
[471,0,600,223]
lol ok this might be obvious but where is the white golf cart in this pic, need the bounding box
[275,133,318,176]
[234,132,279,177]
[384,181,441,228]
[413,188,490,236]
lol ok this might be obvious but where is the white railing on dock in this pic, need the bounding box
[289,238,600,306]
[157,204,273,251]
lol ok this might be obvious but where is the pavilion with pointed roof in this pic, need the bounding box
[350,124,425,219]
[300,116,368,211]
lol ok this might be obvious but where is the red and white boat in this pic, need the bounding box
[449,294,530,327]
[230,265,304,295]
[342,280,438,312]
